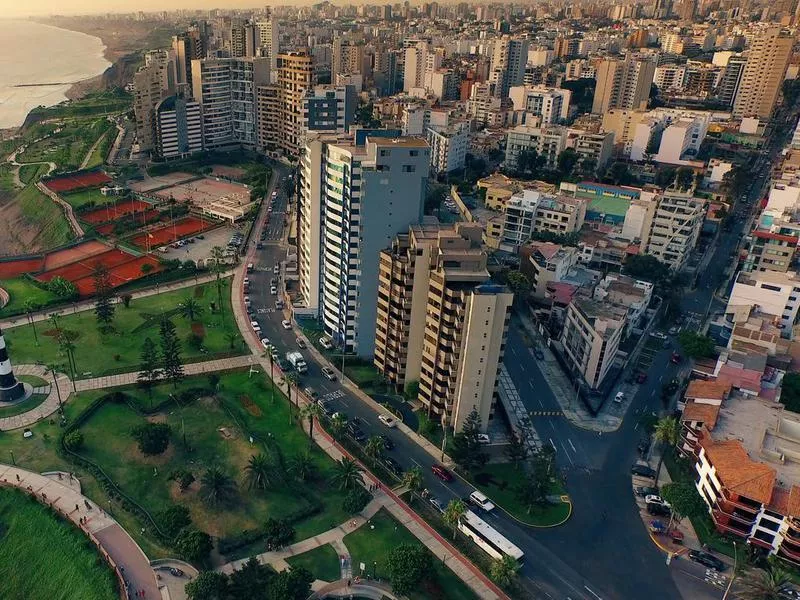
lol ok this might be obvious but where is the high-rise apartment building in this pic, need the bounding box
[255,16,280,78]
[642,191,706,271]
[256,50,314,157]
[298,134,430,357]
[403,40,436,92]
[172,27,206,95]
[592,54,656,114]
[154,95,203,159]
[332,37,365,76]
[191,57,270,150]
[715,55,746,108]
[374,222,513,431]
[133,50,175,154]
[732,27,793,119]
[489,36,529,98]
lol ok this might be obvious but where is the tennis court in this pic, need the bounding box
[0,258,46,278]
[42,240,110,271]
[80,199,153,224]
[129,216,215,249]
[37,249,136,283]
[44,171,112,193]
[70,255,161,296]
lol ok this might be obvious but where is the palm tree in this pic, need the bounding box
[299,402,322,443]
[331,457,363,491]
[200,467,238,507]
[443,499,467,540]
[179,297,204,322]
[267,350,276,403]
[209,245,226,314]
[653,416,680,481]
[330,413,347,440]
[224,332,239,350]
[57,332,78,392]
[43,363,64,411]
[244,453,278,491]
[736,566,793,600]
[23,300,40,346]
[284,372,299,424]
[289,451,316,482]
[490,554,520,588]
[364,436,384,466]
[401,466,424,505]
[47,312,62,336]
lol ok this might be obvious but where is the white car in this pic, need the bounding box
[645,495,671,509]
[281,320,292,330]
[614,392,625,404]
[469,491,495,512]
[260,338,270,349]
[270,286,277,295]
[320,336,334,350]
[273,265,280,275]
[477,433,491,444]
[649,331,668,340]
[378,414,396,428]
[251,321,261,333]
[321,366,337,381]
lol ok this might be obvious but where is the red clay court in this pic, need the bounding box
[70,256,162,296]
[129,216,215,249]
[80,200,154,225]
[43,240,109,271]
[44,171,112,193]
[37,249,136,284]
[0,257,46,279]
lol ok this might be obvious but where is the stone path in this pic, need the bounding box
[0,464,159,599]
[0,364,71,431]
[80,125,110,169]
[36,181,84,237]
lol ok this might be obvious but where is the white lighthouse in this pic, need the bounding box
[0,328,25,402]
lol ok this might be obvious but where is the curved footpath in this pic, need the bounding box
[0,464,159,599]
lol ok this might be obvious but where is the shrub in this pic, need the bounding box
[175,527,213,563]
[169,468,196,492]
[342,487,371,514]
[63,430,84,451]
[131,422,171,455]
[156,504,192,538]
[186,332,204,350]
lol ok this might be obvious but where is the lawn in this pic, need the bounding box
[285,544,341,582]
[74,371,350,548]
[0,277,58,317]
[472,462,571,527]
[63,188,112,211]
[18,163,51,185]
[85,128,116,169]
[343,508,478,600]
[0,392,48,418]
[4,280,246,377]
[0,487,118,600]
[19,118,112,172]
[17,184,75,249]
[0,162,17,200]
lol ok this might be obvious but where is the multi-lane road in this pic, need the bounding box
[236,111,790,600]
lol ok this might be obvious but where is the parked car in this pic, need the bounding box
[637,437,651,455]
[275,299,285,309]
[634,486,659,498]
[380,434,395,451]
[636,372,648,384]
[281,320,292,330]
[650,331,668,340]
[646,502,671,517]
[276,358,291,371]
[250,321,261,333]
[318,401,334,418]
[477,433,491,444]
[260,338,270,349]
[614,392,625,404]
[533,347,544,360]
[645,495,671,509]
[321,366,336,381]
[270,285,278,295]
[431,464,452,482]
[303,387,318,400]
[429,496,445,513]
[320,336,334,350]
[331,412,348,423]
[670,352,682,364]
[631,464,657,479]
[378,414,397,428]
[668,326,680,336]
[688,550,726,572]
[296,338,307,349]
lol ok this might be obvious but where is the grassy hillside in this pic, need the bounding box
[17,185,75,249]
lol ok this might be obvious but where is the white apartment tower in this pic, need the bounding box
[490,36,530,98]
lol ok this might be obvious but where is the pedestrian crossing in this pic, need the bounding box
[529,410,564,417]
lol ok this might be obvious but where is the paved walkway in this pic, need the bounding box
[0,464,159,599]
[310,580,400,599]
[0,364,71,431]
[36,180,85,237]
[0,271,226,330]
[79,125,110,169]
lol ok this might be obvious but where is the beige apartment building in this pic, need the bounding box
[733,27,793,120]
[133,50,175,153]
[374,222,513,432]
[592,54,656,115]
[257,50,314,157]
[642,191,706,271]
[560,297,627,389]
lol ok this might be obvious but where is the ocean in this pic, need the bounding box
[0,20,110,129]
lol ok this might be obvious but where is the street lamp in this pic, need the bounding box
[722,541,737,600]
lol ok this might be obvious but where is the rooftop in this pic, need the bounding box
[682,400,721,429]
[685,379,732,401]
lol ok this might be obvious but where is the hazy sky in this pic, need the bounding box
[3,1,269,18]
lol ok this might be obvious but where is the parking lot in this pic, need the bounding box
[157,224,240,265]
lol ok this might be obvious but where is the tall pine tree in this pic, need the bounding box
[92,263,115,330]
[450,408,489,473]
[159,317,184,388]
[137,337,162,399]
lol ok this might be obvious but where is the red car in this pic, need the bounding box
[431,464,452,482]
[636,372,648,384]
[670,352,682,364]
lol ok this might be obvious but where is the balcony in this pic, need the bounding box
[710,510,752,538]
[778,543,800,567]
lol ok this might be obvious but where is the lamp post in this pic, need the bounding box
[722,541,737,600]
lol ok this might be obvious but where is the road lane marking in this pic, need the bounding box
[560,440,574,465]
[549,438,557,452]
[549,421,556,431]
[568,438,576,453]
[584,586,602,600]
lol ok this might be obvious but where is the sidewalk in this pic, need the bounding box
[0,463,159,599]
[0,363,71,431]
[0,271,227,330]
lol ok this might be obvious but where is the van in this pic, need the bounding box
[469,491,495,512]
[247,263,254,273]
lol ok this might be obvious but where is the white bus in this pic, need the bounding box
[458,509,524,563]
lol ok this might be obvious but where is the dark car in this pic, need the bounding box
[637,437,651,455]
[688,550,726,572]
[631,464,657,479]
[636,371,648,384]
[533,347,544,360]
[318,400,334,418]
[380,434,395,451]
[384,457,403,475]
[670,352,682,364]
[352,428,367,444]
[646,502,671,517]
[634,486,659,498]
[431,464,453,482]
[276,358,292,371]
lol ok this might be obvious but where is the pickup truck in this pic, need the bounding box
[286,351,308,373]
